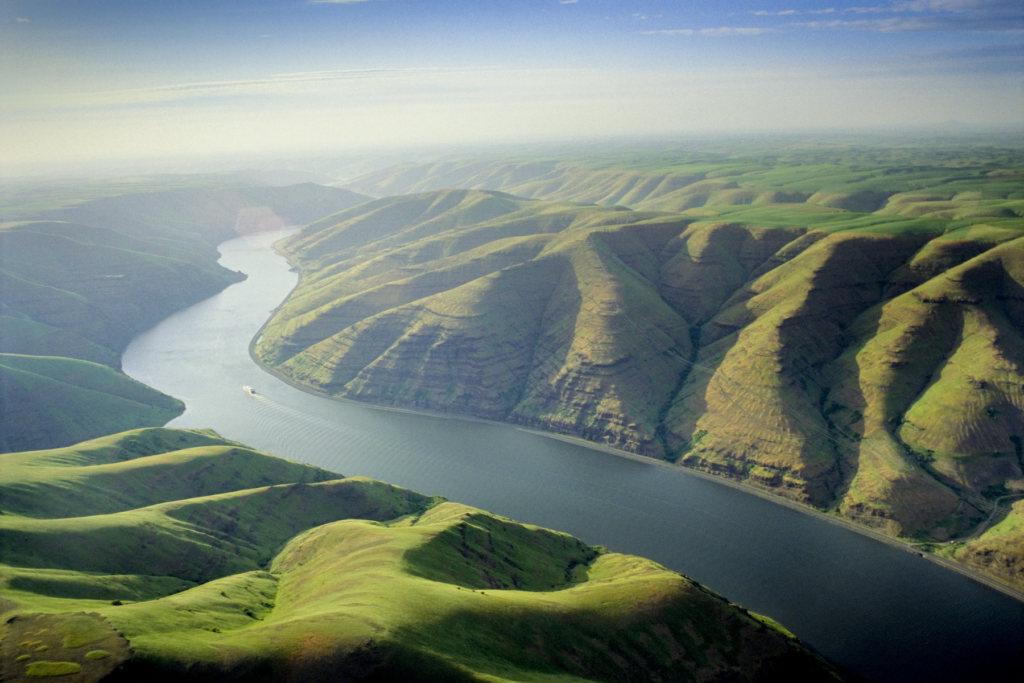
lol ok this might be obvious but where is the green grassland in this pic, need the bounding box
[0,222,246,356]
[0,181,370,452]
[0,355,184,453]
[257,141,1024,592]
[0,429,840,682]
[341,135,1024,214]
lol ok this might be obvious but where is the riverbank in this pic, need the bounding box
[122,226,1024,682]
[248,242,1024,605]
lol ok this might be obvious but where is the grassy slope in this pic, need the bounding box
[947,499,1024,592]
[35,183,373,260]
[341,139,1023,215]
[0,356,184,453]
[0,223,245,354]
[0,315,120,367]
[258,146,1024,590]
[1,179,373,364]
[0,430,840,682]
[257,190,690,454]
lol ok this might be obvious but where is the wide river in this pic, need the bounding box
[123,229,1023,682]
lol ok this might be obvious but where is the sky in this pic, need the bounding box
[2,0,1023,172]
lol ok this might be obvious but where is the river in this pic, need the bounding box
[122,228,1024,682]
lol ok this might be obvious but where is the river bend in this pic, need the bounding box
[122,228,1024,682]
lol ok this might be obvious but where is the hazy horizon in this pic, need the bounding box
[2,0,1023,174]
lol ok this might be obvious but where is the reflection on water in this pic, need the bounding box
[123,229,1024,683]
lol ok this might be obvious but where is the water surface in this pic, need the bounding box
[123,229,1024,682]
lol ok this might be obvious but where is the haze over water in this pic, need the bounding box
[121,229,1024,683]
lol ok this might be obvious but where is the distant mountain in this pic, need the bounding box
[0,429,841,682]
[255,181,1024,593]
[339,145,1024,216]
[39,183,373,264]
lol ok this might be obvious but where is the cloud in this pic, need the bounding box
[794,15,1023,30]
[867,1,1021,12]
[8,67,506,113]
[642,27,777,37]
[749,8,838,14]
[748,0,1021,29]
[5,62,1021,171]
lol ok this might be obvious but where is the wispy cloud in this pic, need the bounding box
[752,0,1023,30]
[641,27,777,37]
[750,8,838,15]
[855,1,1021,12]
[794,15,1023,30]
[9,67,505,113]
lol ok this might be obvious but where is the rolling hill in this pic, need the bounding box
[0,355,183,453]
[0,429,841,682]
[339,139,1024,216]
[255,158,1024,592]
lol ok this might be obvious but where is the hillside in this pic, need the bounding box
[0,222,246,360]
[339,140,1023,215]
[256,161,1024,591]
[0,355,183,453]
[0,181,371,451]
[0,183,373,366]
[37,184,372,264]
[0,429,840,682]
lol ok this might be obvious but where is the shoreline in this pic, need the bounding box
[248,235,1024,606]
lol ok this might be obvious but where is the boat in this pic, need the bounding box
[243,385,257,396]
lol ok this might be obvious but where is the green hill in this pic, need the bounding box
[37,183,373,262]
[0,223,246,356]
[340,139,1024,217]
[947,497,1024,592]
[0,356,184,453]
[0,184,373,366]
[0,315,120,367]
[256,163,1024,592]
[0,429,841,682]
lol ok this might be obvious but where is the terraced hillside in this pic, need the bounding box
[0,181,370,451]
[0,429,840,682]
[256,154,1024,591]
